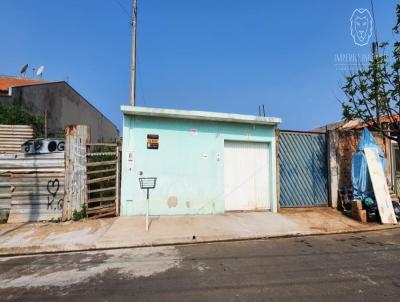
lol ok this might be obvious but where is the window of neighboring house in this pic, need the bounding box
[395,147,400,173]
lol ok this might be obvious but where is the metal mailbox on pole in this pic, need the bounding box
[139,177,157,232]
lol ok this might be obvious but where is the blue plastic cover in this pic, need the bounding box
[351,128,386,200]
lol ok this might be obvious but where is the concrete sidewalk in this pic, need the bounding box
[0,208,397,255]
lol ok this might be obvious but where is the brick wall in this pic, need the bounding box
[337,130,392,190]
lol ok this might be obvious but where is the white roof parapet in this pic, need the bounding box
[121,106,282,126]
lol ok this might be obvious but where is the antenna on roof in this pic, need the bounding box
[36,66,45,79]
[258,104,266,117]
[20,64,29,78]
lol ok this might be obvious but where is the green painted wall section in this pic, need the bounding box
[121,115,278,216]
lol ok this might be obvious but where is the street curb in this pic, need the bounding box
[0,224,398,257]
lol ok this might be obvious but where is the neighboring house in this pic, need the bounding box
[340,117,399,198]
[120,106,281,216]
[0,76,118,142]
[313,120,349,133]
[0,77,44,92]
[316,117,399,198]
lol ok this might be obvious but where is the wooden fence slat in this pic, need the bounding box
[87,196,116,203]
[87,143,117,147]
[86,203,115,212]
[88,186,116,194]
[115,146,120,216]
[86,160,117,167]
[85,144,118,219]
[87,152,117,157]
[87,207,116,214]
[87,175,116,184]
[87,168,116,175]
[87,210,116,219]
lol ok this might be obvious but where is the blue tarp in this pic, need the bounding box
[351,128,386,200]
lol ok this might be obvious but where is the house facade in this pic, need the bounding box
[315,117,400,201]
[120,106,281,216]
[0,76,118,142]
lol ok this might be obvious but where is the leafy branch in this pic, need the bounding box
[341,5,400,145]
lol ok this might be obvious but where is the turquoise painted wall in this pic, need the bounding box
[121,115,278,216]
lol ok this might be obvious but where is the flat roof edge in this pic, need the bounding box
[121,106,281,125]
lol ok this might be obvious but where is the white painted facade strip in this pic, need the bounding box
[121,106,282,126]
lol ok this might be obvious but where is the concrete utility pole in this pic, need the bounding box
[130,0,137,106]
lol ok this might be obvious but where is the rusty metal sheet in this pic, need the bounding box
[0,152,65,223]
[8,173,65,223]
[0,175,11,215]
[63,125,90,220]
[0,125,34,154]
[0,152,64,174]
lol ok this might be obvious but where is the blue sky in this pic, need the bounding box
[0,0,398,131]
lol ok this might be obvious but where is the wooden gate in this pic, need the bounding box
[86,143,120,218]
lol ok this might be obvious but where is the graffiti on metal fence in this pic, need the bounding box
[22,139,65,154]
[46,178,64,210]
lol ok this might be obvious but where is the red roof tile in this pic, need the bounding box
[0,76,46,92]
[341,115,400,130]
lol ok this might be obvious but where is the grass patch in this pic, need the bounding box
[72,204,87,221]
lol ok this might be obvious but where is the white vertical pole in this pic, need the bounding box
[146,195,149,232]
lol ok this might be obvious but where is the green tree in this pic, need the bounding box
[341,5,400,145]
[0,102,44,137]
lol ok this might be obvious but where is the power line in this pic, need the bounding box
[370,0,379,44]
[110,0,131,18]
[137,65,146,106]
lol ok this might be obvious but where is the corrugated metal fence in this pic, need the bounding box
[279,131,328,207]
[0,175,11,221]
[0,152,65,223]
[0,125,34,154]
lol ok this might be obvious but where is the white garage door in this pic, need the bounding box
[224,141,270,211]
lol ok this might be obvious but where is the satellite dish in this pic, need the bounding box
[36,66,45,78]
[20,64,29,77]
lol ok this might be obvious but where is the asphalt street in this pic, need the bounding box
[0,228,399,301]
